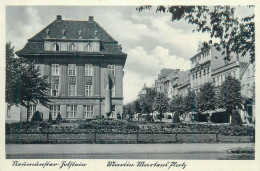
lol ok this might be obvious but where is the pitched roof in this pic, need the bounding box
[178,71,190,85]
[158,68,178,79]
[16,16,126,57]
[29,18,117,42]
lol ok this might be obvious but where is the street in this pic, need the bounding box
[6,143,254,160]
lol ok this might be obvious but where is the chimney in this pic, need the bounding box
[56,15,62,21]
[89,16,94,22]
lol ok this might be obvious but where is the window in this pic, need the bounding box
[108,65,115,77]
[68,85,76,96]
[85,43,93,52]
[52,64,59,76]
[50,105,60,118]
[83,105,94,118]
[111,105,115,118]
[7,105,11,118]
[29,105,36,118]
[55,43,59,51]
[111,85,115,97]
[69,43,76,51]
[68,64,76,76]
[66,105,77,118]
[51,84,59,96]
[85,85,92,96]
[85,64,93,76]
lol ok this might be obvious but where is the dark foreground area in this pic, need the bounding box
[6,143,254,160]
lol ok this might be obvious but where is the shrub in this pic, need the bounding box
[106,112,112,118]
[56,113,62,122]
[117,113,121,120]
[31,111,43,122]
[231,111,243,125]
[96,115,104,119]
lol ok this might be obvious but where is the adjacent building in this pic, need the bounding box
[190,44,212,93]
[154,68,178,94]
[7,15,127,122]
[240,62,255,123]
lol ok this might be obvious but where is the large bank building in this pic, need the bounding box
[6,15,127,122]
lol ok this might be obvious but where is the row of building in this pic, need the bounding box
[139,43,255,123]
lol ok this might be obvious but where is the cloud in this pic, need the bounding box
[123,46,190,103]
[6,7,44,54]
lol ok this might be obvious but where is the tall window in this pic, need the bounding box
[52,64,59,76]
[29,105,36,118]
[50,105,60,118]
[85,64,93,76]
[68,85,76,96]
[69,43,76,51]
[67,105,77,118]
[85,85,92,96]
[68,64,76,76]
[55,43,59,51]
[111,84,115,97]
[108,65,115,77]
[85,43,93,52]
[83,105,94,118]
[51,84,59,96]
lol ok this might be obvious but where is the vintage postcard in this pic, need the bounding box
[1,0,259,171]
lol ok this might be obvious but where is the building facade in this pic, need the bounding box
[190,45,212,93]
[210,49,248,123]
[7,15,127,122]
[240,62,255,123]
[154,68,178,94]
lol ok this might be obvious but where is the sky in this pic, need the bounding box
[6,6,254,104]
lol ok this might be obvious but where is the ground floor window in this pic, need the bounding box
[67,105,77,118]
[50,105,60,118]
[83,105,94,118]
[29,105,36,118]
[111,105,115,118]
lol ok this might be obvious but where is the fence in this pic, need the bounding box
[6,132,254,144]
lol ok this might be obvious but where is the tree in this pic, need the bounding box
[217,75,243,125]
[56,113,62,122]
[5,42,51,122]
[169,95,184,123]
[153,92,169,122]
[133,100,142,114]
[183,90,197,113]
[31,111,43,122]
[139,88,157,120]
[6,42,20,105]
[197,82,216,113]
[123,102,134,121]
[137,6,255,63]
